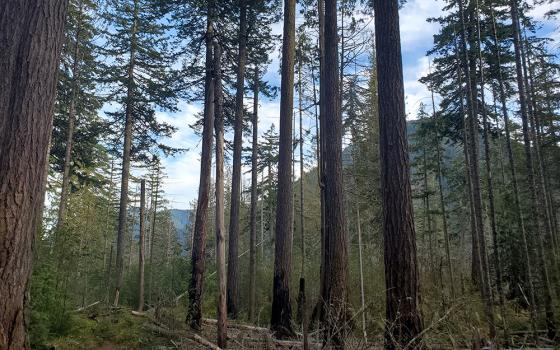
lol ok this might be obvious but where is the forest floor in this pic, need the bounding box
[43,304,378,350]
[41,303,557,349]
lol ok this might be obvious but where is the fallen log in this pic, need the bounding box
[74,301,100,312]
[202,318,269,332]
[192,334,222,350]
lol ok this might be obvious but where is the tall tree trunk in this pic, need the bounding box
[213,40,227,348]
[249,69,259,322]
[0,0,67,348]
[474,0,507,338]
[270,0,296,338]
[510,0,556,339]
[137,180,146,312]
[187,6,215,330]
[373,1,423,348]
[114,0,139,306]
[227,0,248,319]
[56,0,84,232]
[490,7,538,338]
[321,1,349,347]
[457,0,495,338]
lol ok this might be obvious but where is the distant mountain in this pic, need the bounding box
[169,209,192,247]
[127,207,193,248]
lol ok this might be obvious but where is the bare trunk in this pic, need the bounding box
[213,40,227,348]
[249,69,259,322]
[0,0,67,347]
[137,180,146,312]
[114,0,139,306]
[227,0,248,319]
[373,1,423,348]
[148,163,160,304]
[271,0,296,338]
[188,6,215,329]
[457,0,495,337]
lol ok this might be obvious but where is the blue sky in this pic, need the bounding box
[152,0,558,209]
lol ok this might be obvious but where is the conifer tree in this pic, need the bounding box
[100,0,180,306]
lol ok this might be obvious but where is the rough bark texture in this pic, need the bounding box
[227,0,248,319]
[56,0,84,232]
[188,8,214,330]
[373,1,423,348]
[510,0,556,339]
[137,180,146,312]
[114,0,139,306]
[249,70,259,322]
[213,41,227,348]
[321,0,349,348]
[0,0,67,348]
[271,0,296,338]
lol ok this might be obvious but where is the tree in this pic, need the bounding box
[0,0,68,347]
[101,0,180,306]
[187,1,215,330]
[249,68,260,322]
[271,0,296,338]
[54,0,103,232]
[213,39,227,348]
[320,0,349,347]
[227,0,248,319]
[372,0,423,348]
[137,179,146,312]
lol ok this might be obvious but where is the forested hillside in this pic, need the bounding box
[1,0,559,349]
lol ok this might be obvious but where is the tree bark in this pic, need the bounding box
[249,69,259,322]
[0,0,67,348]
[213,40,227,348]
[321,0,349,348]
[137,180,146,312]
[227,0,248,319]
[114,0,139,306]
[188,5,215,330]
[270,0,296,338]
[373,1,423,348]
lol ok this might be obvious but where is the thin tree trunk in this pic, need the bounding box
[227,0,248,319]
[213,40,227,348]
[373,1,423,348]
[188,5,215,329]
[510,0,556,339]
[149,162,160,304]
[137,180,146,312]
[56,0,84,232]
[430,90,455,300]
[490,7,538,339]
[0,0,67,347]
[474,0,507,338]
[249,69,259,322]
[114,0,139,306]
[457,0,495,338]
[271,0,296,338]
